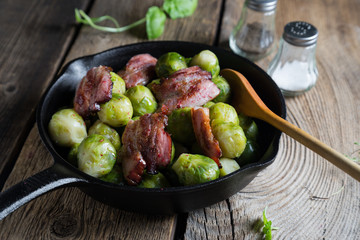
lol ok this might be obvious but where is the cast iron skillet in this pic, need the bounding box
[0,41,286,220]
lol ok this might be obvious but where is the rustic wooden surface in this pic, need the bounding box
[1,0,359,239]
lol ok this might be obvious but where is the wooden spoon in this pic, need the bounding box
[221,68,360,182]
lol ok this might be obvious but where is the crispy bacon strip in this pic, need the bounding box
[151,66,220,113]
[191,107,222,167]
[74,65,113,118]
[118,53,157,88]
[121,113,172,185]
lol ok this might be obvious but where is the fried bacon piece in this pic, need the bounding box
[121,113,172,185]
[74,65,113,118]
[191,107,222,167]
[151,66,220,113]
[118,53,157,88]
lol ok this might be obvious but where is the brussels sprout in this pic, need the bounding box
[219,158,240,177]
[166,107,196,146]
[203,101,215,108]
[236,140,261,166]
[190,50,220,77]
[97,94,133,127]
[211,120,247,158]
[138,172,171,188]
[110,72,126,95]
[77,134,117,178]
[170,142,176,164]
[209,103,240,125]
[172,153,219,185]
[99,164,124,184]
[212,75,231,103]
[48,108,87,147]
[244,121,259,141]
[238,112,252,129]
[67,143,80,166]
[132,116,140,121]
[155,52,187,77]
[146,78,161,91]
[88,120,121,151]
[238,113,259,141]
[125,85,158,117]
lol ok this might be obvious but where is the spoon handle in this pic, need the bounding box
[264,110,360,182]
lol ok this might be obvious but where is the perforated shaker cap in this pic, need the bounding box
[247,0,277,12]
[283,21,318,46]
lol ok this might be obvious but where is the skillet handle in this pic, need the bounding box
[0,163,88,221]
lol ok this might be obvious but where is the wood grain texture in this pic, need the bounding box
[1,0,359,239]
[0,0,91,187]
[185,0,360,239]
[0,127,176,240]
[0,0,223,239]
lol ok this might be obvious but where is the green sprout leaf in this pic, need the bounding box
[163,0,198,19]
[74,1,197,39]
[254,207,278,240]
[146,6,166,40]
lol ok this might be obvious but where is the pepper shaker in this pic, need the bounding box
[267,21,319,96]
[229,0,277,61]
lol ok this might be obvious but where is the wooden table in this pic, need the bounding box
[1,0,359,239]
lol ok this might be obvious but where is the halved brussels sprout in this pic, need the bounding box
[48,108,87,147]
[211,120,247,158]
[138,172,171,188]
[110,72,126,95]
[97,94,133,127]
[212,75,231,103]
[209,102,240,125]
[99,164,124,184]
[77,134,117,178]
[88,120,121,151]
[155,52,187,77]
[189,50,220,77]
[172,153,219,186]
[166,107,196,146]
[219,158,240,177]
[125,85,158,117]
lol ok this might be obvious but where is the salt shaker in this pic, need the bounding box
[267,21,319,96]
[229,0,277,61]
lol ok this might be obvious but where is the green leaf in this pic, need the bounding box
[146,6,166,39]
[163,0,198,19]
[261,207,278,240]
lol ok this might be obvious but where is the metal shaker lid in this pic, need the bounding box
[283,21,318,46]
[247,0,277,12]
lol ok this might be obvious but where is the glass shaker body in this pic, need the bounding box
[230,0,277,61]
[267,21,319,96]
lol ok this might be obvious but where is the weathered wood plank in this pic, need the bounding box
[0,0,91,187]
[0,0,223,238]
[185,0,360,239]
